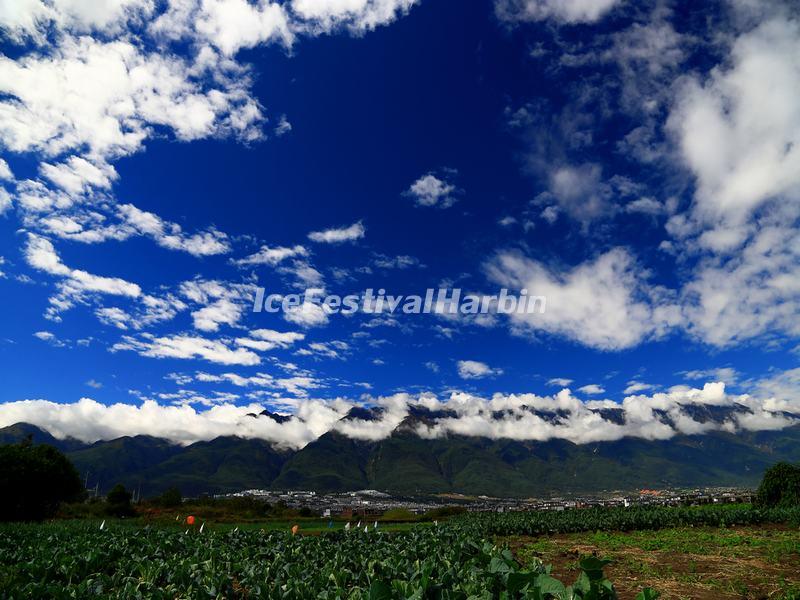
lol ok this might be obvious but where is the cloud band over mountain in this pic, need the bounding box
[1,376,797,450]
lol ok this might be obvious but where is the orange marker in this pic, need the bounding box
[186,515,195,525]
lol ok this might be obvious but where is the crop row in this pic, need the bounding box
[0,522,648,599]
[3,504,796,598]
[457,504,800,537]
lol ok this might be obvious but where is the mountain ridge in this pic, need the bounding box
[3,421,800,497]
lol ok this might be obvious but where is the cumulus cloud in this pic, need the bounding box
[0,37,262,159]
[457,360,503,379]
[404,171,460,209]
[3,377,797,448]
[291,0,418,33]
[0,397,341,449]
[179,279,256,332]
[485,248,681,350]
[681,222,800,346]
[0,0,414,285]
[307,221,365,244]
[669,17,800,230]
[547,377,573,387]
[0,0,154,40]
[189,0,293,56]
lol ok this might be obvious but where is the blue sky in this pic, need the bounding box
[0,0,799,446]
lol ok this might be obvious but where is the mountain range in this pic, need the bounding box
[3,404,800,498]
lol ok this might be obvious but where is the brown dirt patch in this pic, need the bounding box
[505,526,800,600]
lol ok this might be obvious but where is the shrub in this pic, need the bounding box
[106,484,135,517]
[156,487,182,508]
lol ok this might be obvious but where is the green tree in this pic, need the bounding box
[157,486,182,507]
[0,440,84,521]
[755,462,800,508]
[106,484,135,517]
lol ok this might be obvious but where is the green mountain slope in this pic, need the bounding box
[2,422,799,497]
[0,422,87,452]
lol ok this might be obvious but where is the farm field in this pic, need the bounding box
[1,505,799,598]
[508,526,800,600]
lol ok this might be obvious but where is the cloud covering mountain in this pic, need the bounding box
[2,373,798,449]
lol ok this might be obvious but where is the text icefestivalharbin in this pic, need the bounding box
[253,288,546,316]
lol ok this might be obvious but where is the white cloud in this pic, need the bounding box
[120,204,231,256]
[280,260,324,288]
[0,188,11,215]
[623,381,654,394]
[625,197,664,216]
[404,171,459,208]
[191,298,242,332]
[0,37,263,159]
[681,222,800,346]
[291,0,418,33]
[297,339,348,359]
[540,205,558,224]
[185,369,321,397]
[372,254,421,269]
[457,360,503,379]
[4,375,797,448]
[94,293,186,330]
[0,159,14,181]
[307,221,365,243]
[498,216,517,227]
[274,114,292,136]
[112,332,261,365]
[283,296,330,328]
[681,367,738,385]
[39,157,118,194]
[669,18,800,230]
[485,248,681,350]
[179,279,256,332]
[232,244,307,266]
[246,328,305,347]
[547,377,573,387]
[577,383,604,395]
[0,0,154,40]
[495,0,621,24]
[0,397,343,448]
[192,0,293,56]
[546,163,614,223]
[25,233,141,298]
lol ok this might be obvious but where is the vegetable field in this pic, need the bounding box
[459,504,800,537]
[1,505,798,599]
